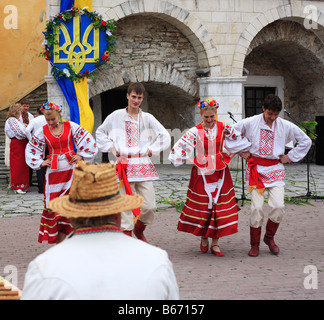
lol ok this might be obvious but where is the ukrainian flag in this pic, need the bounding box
[58,0,94,134]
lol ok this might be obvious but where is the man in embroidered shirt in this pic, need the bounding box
[96,82,171,242]
[234,94,312,257]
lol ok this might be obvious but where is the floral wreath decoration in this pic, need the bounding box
[197,99,219,109]
[39,7,117,82]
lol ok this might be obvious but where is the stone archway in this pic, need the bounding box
[244,20,324,122]
[232,1,324,77]
[89,13,204,132]
[102,0,220,74]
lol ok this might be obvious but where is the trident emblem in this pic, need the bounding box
[54,14,100,74]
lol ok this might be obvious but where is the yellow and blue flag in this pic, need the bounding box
[57,0,94,133]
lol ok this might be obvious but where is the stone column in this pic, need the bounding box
[45,75,71,121]
[197,76,247,124]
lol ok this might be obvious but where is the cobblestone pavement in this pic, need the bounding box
[0,162,323,299]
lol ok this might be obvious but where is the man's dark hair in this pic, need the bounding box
[19,97,30,105]
[127,82,146,95]
[263,94,282,112]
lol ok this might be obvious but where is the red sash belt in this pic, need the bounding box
[247,156,280,195]
[116,156,141,218]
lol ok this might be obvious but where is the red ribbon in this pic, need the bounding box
[116,156,141,218]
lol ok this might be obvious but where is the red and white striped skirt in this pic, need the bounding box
[38,162,74,243]
[178,166,239,239]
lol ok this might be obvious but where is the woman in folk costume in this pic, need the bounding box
[4,103,30,194]
[25,102,98,244]
[169,99,251,256]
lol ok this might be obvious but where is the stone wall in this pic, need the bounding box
[89,14,200,130]
[44,0,324,125]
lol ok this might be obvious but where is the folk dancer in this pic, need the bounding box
[25,102,98,244]
[234,94,312,256]
[169,99,251,256]
[96,82,171,242]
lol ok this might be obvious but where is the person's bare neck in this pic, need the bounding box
[126,106,139,118]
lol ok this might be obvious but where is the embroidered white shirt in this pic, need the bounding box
[96,108,171,182]
[234,114,312,187]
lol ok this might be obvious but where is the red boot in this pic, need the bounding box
[248,227,261,257]
[123,230,132,237]
[264,219,280,255]
[133,220,148,243]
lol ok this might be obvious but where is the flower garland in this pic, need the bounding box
[197,99,219,109]
[40,102,63,113]
[39,7,117,82]
[40,102,64,123]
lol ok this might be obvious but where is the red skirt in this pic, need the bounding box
[38,209,74,244]
[38,165,74,243]
[178,166,239,239]
[10,138,29,190]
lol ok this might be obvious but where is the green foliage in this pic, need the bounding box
[158,197,185,213]
[299,121,318,140]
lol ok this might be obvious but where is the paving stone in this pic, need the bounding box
[0,163,323,299]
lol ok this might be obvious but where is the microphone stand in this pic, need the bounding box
[284,110,321,200]
[228,112,247,207]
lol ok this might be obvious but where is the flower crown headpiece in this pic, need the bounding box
[197,99,219,109]
[40,102,63,113]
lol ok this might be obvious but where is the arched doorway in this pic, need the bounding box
[243,19,324,162]
[244,20,324,122]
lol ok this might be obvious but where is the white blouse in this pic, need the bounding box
[25,121,98,170]
[4,117,27,140]
[169,122,251,167]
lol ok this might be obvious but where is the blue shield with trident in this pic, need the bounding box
[41,8,116,134]
[50,12,110,77]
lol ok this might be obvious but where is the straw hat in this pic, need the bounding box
[48,161,144,218]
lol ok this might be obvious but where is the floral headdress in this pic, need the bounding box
[40,102,63,123]
[40,102,63,113]
[41,102,63,113]
[197,99,219,109]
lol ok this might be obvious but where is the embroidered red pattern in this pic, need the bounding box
[260,169,285,184]
[74,225,122,236]
[126,122,139,147]
[127,164,158,179]
[260,129,274,155]
[246,168,285,184]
